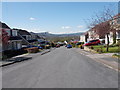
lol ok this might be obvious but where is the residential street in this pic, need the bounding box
[2,47,118,88]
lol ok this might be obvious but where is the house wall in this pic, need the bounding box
[12,30,17,36]
[80,35,85,42]
[10,41,22,50]
[105,32,113,45]
[5,29,11,36]
[31,34,37,40]
[0,43,2,52]
[116,31,120,39]
[116,31,120,43]
[87,30,100,41]
[0,30,2,52]
[110,14,120,44]
[22,35,32,40]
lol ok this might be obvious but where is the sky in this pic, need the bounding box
[2,2,118,34]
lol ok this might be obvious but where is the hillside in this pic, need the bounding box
[36,32,84,37]
[36,32,84,42]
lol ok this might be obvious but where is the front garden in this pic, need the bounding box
[89,45,120,53]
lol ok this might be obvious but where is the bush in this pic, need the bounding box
[96,49,102,53]
[104,46,107,48]
[89,46,94,49]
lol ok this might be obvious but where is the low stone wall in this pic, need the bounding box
[84,46,97,53]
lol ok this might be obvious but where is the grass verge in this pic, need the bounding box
[91,45,120,53]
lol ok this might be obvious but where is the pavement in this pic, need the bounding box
[75,48,119,71]
[2,47,118,88]
[0,49,52,67]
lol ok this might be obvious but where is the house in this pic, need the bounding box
[30,32,38,40]
[9,29,22,50]
[110,14,120,44]
[80,32,88,43]
[0,22,22,52]
[104,14,120,45]
[14,29,38,46]
[87,28,100,41]
[85,21,112,44]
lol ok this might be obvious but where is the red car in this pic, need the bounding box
[84,39,100,46]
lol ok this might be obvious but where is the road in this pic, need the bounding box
[2,47,118,88]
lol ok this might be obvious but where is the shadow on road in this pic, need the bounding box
[3,56,32,62]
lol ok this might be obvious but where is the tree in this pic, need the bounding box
[85,6,116,52]
[0,29,10,44]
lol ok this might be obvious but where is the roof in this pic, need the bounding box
[18,29,31,35]
[9,36,22,40]
[28,39,38,43]
[0,22,11,29]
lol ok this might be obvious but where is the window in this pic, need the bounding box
[117,18,120,24]
[12,30,17,36]
[5,29,11,36]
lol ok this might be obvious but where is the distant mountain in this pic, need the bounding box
[35,32,84,42]
[36,32,84,38]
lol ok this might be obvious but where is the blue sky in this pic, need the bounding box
[2,2,118,34]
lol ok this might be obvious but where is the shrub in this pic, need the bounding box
[89,46,94,49]
[104,46,107,48]
[26,47,39,53]
[96,49,100,52]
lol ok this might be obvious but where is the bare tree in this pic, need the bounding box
[85,5,116,52]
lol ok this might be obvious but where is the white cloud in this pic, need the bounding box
[61,26,71,29]
[29,17,35,20]
[77,25,83,28]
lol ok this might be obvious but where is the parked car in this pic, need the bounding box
[67,44,72,48]
[84,39,100,46]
